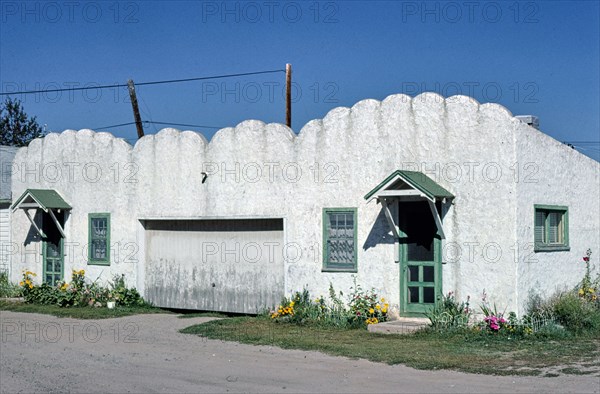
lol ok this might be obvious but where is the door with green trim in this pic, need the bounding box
[42,211,64,286]
[399,201,441,316]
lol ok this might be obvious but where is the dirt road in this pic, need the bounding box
[1,311,598,393]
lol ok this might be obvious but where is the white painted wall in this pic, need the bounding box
[514,122,600,313]
[1,146,18,277]
[10,93,599,315]
[0,207,10,274]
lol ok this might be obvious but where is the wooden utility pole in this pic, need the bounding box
[285,63,292,128]
[127,79,145,139]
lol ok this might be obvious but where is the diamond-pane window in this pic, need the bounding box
[323,209,357,271]
[89,213,110,265]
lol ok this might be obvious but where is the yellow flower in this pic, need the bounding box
[19,281,24,286]
[369,308,374,314]
[384,303,389,308]
[381,298,385,303]
[25,279,31,285]
[375,304,381,310]
[578,289,585,295]
[28,284,33,289]
[289,301,295,307]
[589,288,595,293]
[382,307,388,314]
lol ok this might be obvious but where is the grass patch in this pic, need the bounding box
[0,300,167,319]
[181,317,600,376]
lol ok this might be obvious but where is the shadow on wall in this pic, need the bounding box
[24,210,43,247]
[363,208,395,250]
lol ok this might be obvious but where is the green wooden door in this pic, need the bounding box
[42,211,64,286]
[399,201,441,316]
[43,239,63,286]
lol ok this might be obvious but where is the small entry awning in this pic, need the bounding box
[364,170,454,203]
[364,170,454,240]
[11,189,71,238]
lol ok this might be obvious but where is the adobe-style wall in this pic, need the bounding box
[515,123,600,312]
[11,92,596,315]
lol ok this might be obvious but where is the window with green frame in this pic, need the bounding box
[322,208,357,272]
[534,205,569,252]
[88,213,110,265]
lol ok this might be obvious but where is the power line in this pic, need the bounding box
[0,69,285,96]
[93,121,138,130]
[147,121,223,129]
[93,120,224,130]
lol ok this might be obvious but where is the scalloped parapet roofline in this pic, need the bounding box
[21,92,520,152]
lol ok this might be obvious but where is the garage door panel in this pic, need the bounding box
[145,219,284,313]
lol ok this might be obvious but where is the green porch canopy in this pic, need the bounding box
[364,170,454,241]
[11,189,71,212]
[364,170,454,202]
[11,189,71,238]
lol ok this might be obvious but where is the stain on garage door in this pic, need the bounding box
[143,219,284,313]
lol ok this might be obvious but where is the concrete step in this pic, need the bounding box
[368,317,430,335]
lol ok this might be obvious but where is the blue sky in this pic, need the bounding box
[1,1,599,160]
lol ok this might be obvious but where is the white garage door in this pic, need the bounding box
[144,219,285,314]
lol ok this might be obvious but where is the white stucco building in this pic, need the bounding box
[7,93,600,316]
[1,145,19,276]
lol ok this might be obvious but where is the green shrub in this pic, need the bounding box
[426,291,471,329]
[0,271,22,298]
[347,277,388,327]
[108,274,146,307]
[25,282,58,305]
[552,292,600,334]
[19,269,148,308]
[533,323,570,340]
[270,279,388,330]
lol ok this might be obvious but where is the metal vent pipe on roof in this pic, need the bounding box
[516,115,540,130]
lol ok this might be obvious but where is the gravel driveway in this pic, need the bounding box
[1,311,598,393]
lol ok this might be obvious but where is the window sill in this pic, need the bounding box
[534,245,570,253]
[88,261,111,266]
[321,268,358,273]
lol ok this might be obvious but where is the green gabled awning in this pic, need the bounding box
[364,170,454,202]
[11,189,72,212]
